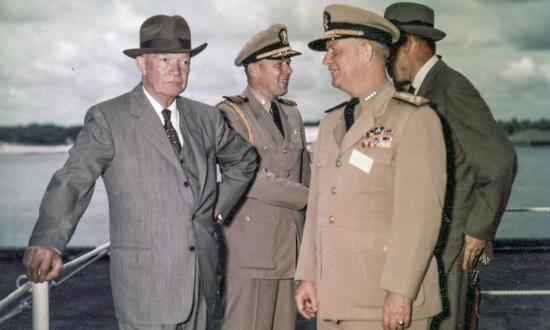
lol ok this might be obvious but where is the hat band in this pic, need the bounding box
[389,19,434,28]
[140,38,191,50]
[256,47,294,60]
[242,41,287,65]
[327,22,392,46]
[325,29,364,37]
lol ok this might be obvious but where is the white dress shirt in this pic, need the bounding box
[142,87,183,146]
[411,55,439,95]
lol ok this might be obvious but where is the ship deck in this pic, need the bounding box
[1,241,549,330]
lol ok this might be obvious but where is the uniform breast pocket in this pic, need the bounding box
[240,214,279,270]
[350,148,393,193]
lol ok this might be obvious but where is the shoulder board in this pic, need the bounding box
[392,92,429,106]
[325,100,348,113]
[222,95,249,104]
[277,97,297,107]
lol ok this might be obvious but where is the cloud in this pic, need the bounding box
[500,57,538,84]
[1,0,550,125]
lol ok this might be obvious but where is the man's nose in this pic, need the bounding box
[282,61,292,74]
[322,52,332,65]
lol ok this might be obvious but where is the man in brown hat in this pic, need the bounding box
[216,24,310,330]
[22,14,256,330]
[294,4,446,330]
[384,3,517,329]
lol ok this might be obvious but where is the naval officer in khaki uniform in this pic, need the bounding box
[384,3,517,329]
[216,24,310,330]
[294,5,446,330]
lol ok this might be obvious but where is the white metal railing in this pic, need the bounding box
[1,207,550,328]
[0,242,110,328]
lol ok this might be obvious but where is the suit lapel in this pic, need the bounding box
[417,59,445,97]
[243,88,285,147]
[128,85,183,172]
[277,102,292,148]
[177,97,203,209]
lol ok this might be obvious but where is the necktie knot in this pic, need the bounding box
[408,85,416,94]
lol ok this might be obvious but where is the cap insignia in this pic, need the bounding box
[280,29,289,46]
[323,12,330,31]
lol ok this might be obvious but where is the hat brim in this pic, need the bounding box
[308,34,351,51]
[401,26,446,41]
[123,42,208,59]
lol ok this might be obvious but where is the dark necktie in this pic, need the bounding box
[344,98,359,131]
[270,102,285,138]
[161,109,182,155]
[408,85,416,94]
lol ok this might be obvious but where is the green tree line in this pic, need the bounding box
[1,119,549,145]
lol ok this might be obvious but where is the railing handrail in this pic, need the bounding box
[1,206,550,325]
[0,242,110,315]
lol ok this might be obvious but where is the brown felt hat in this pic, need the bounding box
[384,2,446,41]
[123,15,207,58]
[234,24,302,67]
[308,4,400,51]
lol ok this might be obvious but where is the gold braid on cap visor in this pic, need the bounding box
[324,29,365,37]
[256,46,293,60]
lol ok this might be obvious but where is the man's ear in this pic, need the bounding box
[359,40,374,65]
[247,62,259,77]
[136,56,146,75]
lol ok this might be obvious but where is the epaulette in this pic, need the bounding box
[392,92,429,106]
[277,97,297,107]
[222,95,249,104]
[325,100,348,113]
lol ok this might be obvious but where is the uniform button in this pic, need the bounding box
[189,246,195,251]
[290,223,294,227]
[183,181,190,187]
[286,171,291,177]
[246,216,250,221]
[330,187,337,194]
[282,147,288,154]
[335,159,342,167]
[263,146,268,150]
[329,216,335,223]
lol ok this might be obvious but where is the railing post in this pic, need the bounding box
[32,282,49,330]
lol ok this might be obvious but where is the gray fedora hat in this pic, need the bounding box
[384,2,446,41]
[123,15,207,58]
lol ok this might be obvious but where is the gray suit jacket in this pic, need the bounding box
[417,60,517,269]
[29,84,257,324]
[217,87,310,279]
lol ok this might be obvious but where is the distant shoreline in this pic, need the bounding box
[2,122,550,148]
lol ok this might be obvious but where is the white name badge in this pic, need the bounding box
[349,149,374,174]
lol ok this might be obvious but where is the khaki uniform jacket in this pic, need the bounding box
[417,60,517,269]
[217,87,311,279]
[295,82,446,321]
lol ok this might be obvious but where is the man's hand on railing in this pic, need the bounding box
[23,246,62,283]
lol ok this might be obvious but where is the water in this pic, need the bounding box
[0,143,548,248]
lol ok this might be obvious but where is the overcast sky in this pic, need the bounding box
[1,0,549,126]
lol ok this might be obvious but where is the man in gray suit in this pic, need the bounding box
[22,15,257,330]
[385,3,517,329]
[216,24,310,329]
